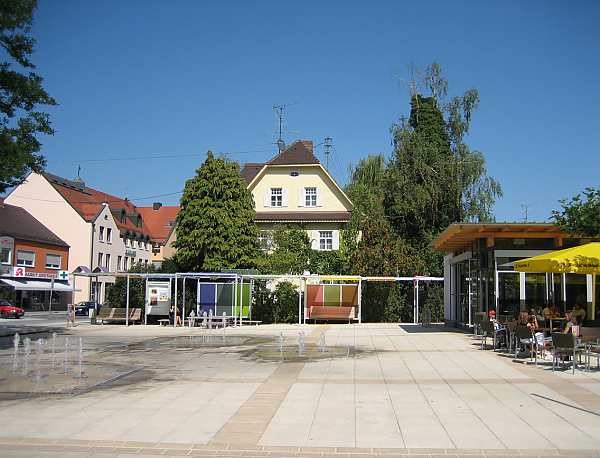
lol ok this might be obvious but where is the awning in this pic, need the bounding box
[0,278,80,292]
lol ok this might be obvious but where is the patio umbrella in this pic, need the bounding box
[514,242,600,274]
[514,242,600,320]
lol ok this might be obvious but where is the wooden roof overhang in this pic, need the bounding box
[430,222,568,253]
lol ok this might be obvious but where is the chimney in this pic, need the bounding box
[153,202,162,210]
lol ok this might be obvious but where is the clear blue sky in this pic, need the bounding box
[10,0,600,223]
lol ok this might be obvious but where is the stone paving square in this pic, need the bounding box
[1,318,600,457]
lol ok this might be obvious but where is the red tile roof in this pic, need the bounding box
[44,173,152,238]
[136,204,179,244]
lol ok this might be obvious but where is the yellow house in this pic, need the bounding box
[242,140,353,251]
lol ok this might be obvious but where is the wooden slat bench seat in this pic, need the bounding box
[309,306,355,323]
[98,307,142,324]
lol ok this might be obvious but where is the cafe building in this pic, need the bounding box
[430,222,598,330]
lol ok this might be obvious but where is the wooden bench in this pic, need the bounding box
[309,306,356,323]
[158,319,170,327]
[98,307,142,324]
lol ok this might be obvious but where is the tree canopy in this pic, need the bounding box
[173,151,258,271]
[0,0,56,193]
[551,187,600,238]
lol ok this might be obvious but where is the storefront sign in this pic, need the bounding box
[125,250,136,256]
[10,267,62,279]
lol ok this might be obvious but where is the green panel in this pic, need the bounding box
[217,283,233,308]
[237,283,251,316]
[323,284,341,306]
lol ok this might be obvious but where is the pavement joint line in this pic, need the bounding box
[0,440,599,457]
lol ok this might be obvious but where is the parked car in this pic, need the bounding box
[0,299,25,319]
[74,301,102,316]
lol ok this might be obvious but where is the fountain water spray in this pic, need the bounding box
[208,309,213,331]
[202,311,207,329]
[8,333,20,373]
[73,337,87,379]
[31,338,45,382]
[59,337,72,374]
[297,331,306,355]
[49,332,58,370]
[20,337,32,377]
[189,310,195,340]
[278,332,284,355]
[222,312,226,340]
[318,332,327,354]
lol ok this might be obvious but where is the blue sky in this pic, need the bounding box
[8,0,599,223]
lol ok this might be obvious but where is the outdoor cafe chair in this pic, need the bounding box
[479,320,502,351]
[580,327,600,371]
[550,332,584,374]
[473,312,487,339]
[513,325,538,365]
[507,320,517,355]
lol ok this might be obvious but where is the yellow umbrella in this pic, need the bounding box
[514,242,600,274]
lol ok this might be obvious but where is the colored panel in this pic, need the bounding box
[306,285,323,307]
[323,284,341,306]
[237,283,251,317]
[215,284,232,316]
[198,283,216,316]
[341,285,359,306]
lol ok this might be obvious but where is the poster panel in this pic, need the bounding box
[146,281,171,316]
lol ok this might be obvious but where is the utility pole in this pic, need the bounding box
[324,137,332,171]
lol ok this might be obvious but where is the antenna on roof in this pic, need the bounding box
[521,203,536,222]
[266,103,299,152]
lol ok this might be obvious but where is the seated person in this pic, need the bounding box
[562,311,578,334]
[169,304,182,326]
[488,310,506,345]
[542,303,557,320]
[571,303,586,325]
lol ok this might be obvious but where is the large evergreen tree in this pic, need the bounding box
[0,0,57,193]
[383,63,502,275]
[173,151,258,271]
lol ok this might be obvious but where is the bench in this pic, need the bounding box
[240,319,262,326]
[98,307,142,324]
[309,306,355,323]
[158,319,170,327]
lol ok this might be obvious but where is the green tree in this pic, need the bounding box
[383,62,502,275]
[105,263,156,310]
[551,187,600,237]
[256,225,311,275]
[173,151,258,271]
[0,0,57,193]
[345,153,386,224]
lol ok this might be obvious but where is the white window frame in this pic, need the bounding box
[45,253,61,270]
[99,226,104,242]
[105,253,111,270]
[264,188,288,207]
[16,249,35,267]
[311,230,340,251]
[298,187,323,207]
[117,255,122,272]
[106,228,112,244]
[98,252,103,268]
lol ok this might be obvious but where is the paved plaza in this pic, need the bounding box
[0,313,599,458]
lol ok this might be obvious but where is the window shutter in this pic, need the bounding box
[311,231,319,250]
[264,189,270,207]
[317,188,323,207]
[332,231,340,250]
[282,188,288,207]
[298,188,304,207]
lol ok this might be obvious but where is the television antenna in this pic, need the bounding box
[521,203,536,222]
[266,103,299,152]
